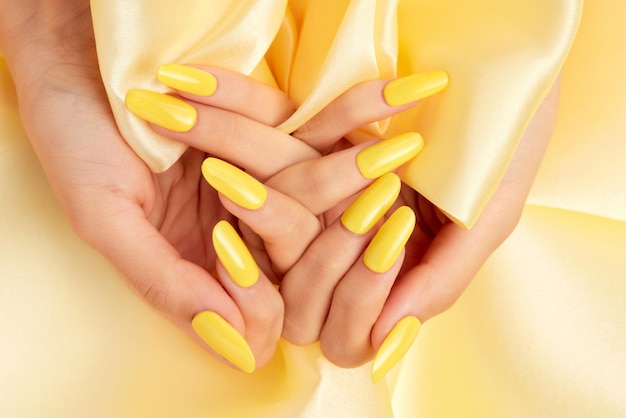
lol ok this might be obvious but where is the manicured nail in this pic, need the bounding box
[157,64,217,96]
[341,173,401,235]
[125,89,196,132]
[383,71,449,107]
[364,206,416,273]
[201,158,267,210]
[357,132,424,179]
[371,316,421,383]
[192,311,255,373]
[213,220,259,288]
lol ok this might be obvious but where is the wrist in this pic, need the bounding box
[1,0,96,98]
[0,0,92,69]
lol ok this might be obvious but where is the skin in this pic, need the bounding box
[1,0,560,371]
[166,74,560,367]
[0,0,286,369]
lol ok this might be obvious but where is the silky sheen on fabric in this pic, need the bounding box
[5,0,626,417]
[92,0,582,228]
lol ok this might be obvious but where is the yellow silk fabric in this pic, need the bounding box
[93,0,582,228]
[3,0,626,417]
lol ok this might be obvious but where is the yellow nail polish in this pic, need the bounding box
[192,311,256,373]
[157,64,217,96]
[213,221,259,288]
[383,71,449,107]
[341,173,401,235]
[357,132,424,180]
[364,206,416,273]
[201,158,267,210]
[125,89,196,132]
[371,316,421,383]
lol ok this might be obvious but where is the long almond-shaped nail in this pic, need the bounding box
[383,71,449,106]
[357,132,424,180]
[201,158,267,210]
[192,311,255,373]
[341,173,401,235]
[213,220,259,288]
[157,64,217,96]
[125,89,196,132]
[371,316,421,383]
[364,206,416,273]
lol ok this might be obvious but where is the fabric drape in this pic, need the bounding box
[3,0,626,416]
[92,0,582,227]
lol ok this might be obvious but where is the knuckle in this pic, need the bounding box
[319,313,374,368]
[134,261,182,317]
[240,82,295,127]
[219,111,244,149]
[330,283,365,312]
[319,334,365,369]
[417,263,467,319]
[293,109,341,152]
[296,165,337,214]
[278,207,320,243]
[303,254,344,282]
[292,115,317,144]
[244,296,284,367]
[281,310,320,346]
[140,280,172,313]
[250,294,285,331]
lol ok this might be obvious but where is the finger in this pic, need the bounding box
[292,71,449,152]
[201,157,321,275]
[125,90,319,180]
[376,220,499,330]
[319,253,404,368]
[212,221,284,367]
[156,64,296,127]
[319,207,416,369]
[366,217,500,382]
[267,132,424,215]
[78,190,263,373]
[281,173,402,345]
[369,77,561,383]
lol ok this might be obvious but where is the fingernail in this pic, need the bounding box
[192,311,256,373]
[213,220,259,288]
[341,173,401,235]
[125,89,196,132]
[383,71,449,107]
[157,64,217,96]
[371,316,421,383]
[357,132,424,180]
[364,206,416,273]
[201,158,267,210]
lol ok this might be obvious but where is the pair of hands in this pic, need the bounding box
[1,0,559,380]
[130,63,438,378]
[124,60,434,376]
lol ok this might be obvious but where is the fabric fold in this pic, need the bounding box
[91,0,287,172]
[92,0,583,227]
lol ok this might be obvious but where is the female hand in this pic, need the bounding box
[286,72,560,382]
[148,64,458,379]
[193,71,559,382]
[0,0,314,373]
